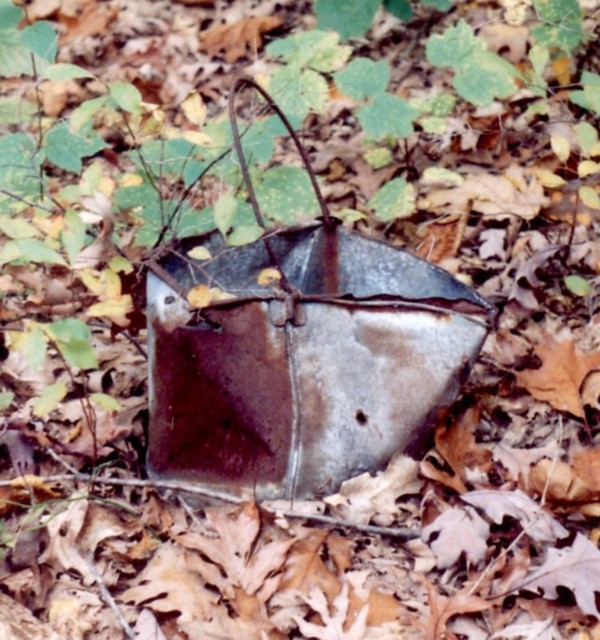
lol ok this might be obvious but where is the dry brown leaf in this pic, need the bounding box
[414,214,467,263]
[416,577,492,640]
[461,489,568,542]
[324,453,422,526]
[419,165,549,219]
[421,505,490,569]
[516,335,600,417]
[176,501,294,601]
[0,592,60,640]
[516,533,600,617]
[122,543,219,622]
[292,584,369,640]
[200,16,283,63]
[279,529,345,601]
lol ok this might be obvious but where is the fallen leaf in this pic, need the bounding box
[516,335,600,417]
[0,592,60,640]
[516,533,600,617]
[200,16,283,63]
[421,505,490,569]
[324,453,422,526]
[416,577,492,640]
[461,489,568,543]
[293,584,369,640]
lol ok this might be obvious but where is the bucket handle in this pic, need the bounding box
[228,77,337,293]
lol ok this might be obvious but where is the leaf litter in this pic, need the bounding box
[1,0,600,638]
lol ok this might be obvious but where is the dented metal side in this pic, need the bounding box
[146,223,496,500]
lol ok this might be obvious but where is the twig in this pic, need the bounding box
[85,556,136,640]
[1,472,419,540]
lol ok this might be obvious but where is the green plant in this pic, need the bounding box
[314,0,452,41]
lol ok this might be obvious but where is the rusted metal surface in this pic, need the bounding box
[147,224,496,500]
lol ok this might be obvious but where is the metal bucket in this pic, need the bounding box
[146,79,496,500]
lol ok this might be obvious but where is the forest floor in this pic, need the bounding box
[1,0,600,638]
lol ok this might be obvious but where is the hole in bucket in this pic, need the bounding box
[355,410,368,425]
[164,295,176,305]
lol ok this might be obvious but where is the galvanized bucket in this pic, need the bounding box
[146,79,496,500]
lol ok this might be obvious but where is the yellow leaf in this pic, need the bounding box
[579,186,600,210]
[536,169,566,188]
[180,130,214,146]
[257,268,282,286]
[181,91,207,127]
[209,287,235,302]
[551,55,571,86]
[187,284,212,309]
[119,173,144,187]
[578,160,600,178]
[32,215,64,239]
[109,256,134,274]
[86,295,134,326]
[33,382,67,418]
[187,246,212,260]
[550,134,570,163]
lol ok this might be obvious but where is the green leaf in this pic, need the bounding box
[109,81,143,114]
[570,72,600,115]
[90,392,121,411]
[0,391,14,411]
[368,178,416,221]
[574,122,598,152]
[43,123,108,173]
[48,319,98,370]
[21,325,48,370]
[268,31,351,72]
[0,132,43,197]
[22,21,57,62]
[70,96,108,131]
[61,209,86,265]
[453,52,519,106]
[33,382,67,418]
[269,66,329,120]
[334,58,390,100]
[0,0,23,29]
[364,147,393,169]
[422,0,452,10]
[0,238,66,265]
[0,214,38,239]
[315,0,379,40]
[579,185,600,210]
[227,224,264,246]
[255,166,319,224]
[564,275,591,297]
[0,96,37,124]
[383,0,412,21]
[0,21,34,77]
[213,192,238,235]
[357,93,418,140]
[532,0,583,52]
[134,138,198,178]
[43,62,96,81]
[175,204,217,239]
[426,20,485,67]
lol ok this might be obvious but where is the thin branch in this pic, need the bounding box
[86,556,136,640]
[3,472,419,541]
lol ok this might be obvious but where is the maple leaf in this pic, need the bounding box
[516,533,600,617]
[200,16,283,63]
[421,505,490,569]
[516,335,600,417]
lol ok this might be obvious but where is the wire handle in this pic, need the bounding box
[228,78,337,294]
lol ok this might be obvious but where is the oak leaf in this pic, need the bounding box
[416,577,492,640]
[200,16,283,63]
[421,505,490,569]
[516,533,600,617]
[516,335,600,417]
[461,489,568,543]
